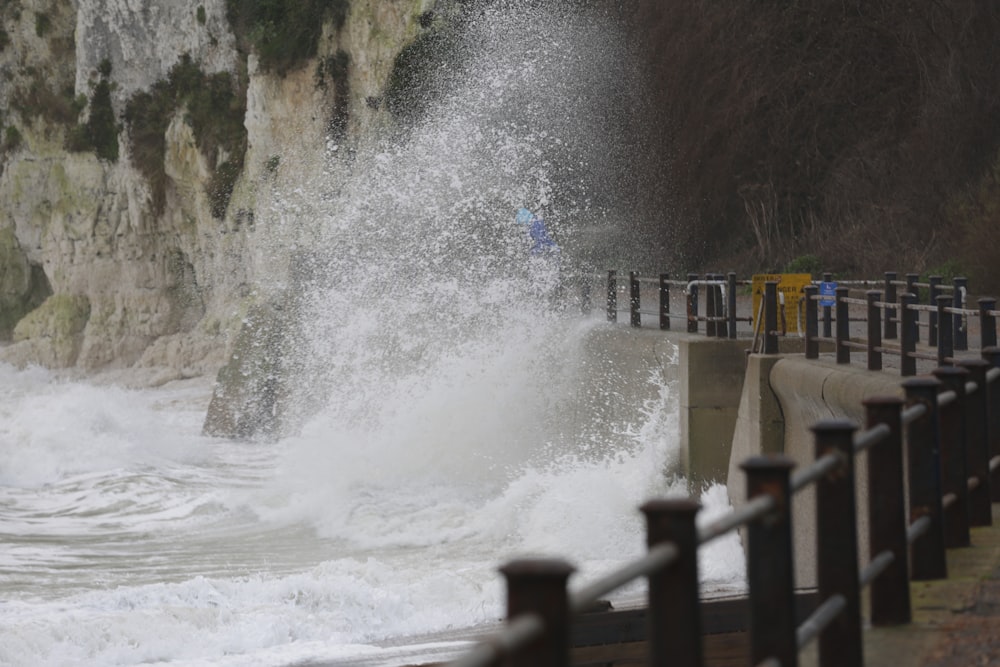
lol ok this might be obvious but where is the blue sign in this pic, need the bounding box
[819,281,837,307]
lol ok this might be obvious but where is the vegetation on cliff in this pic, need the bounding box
[123,55,247,218]
[385,16,456,122]
[225,0,349,75]
[629,0,1000,291]
[66,58,119,162]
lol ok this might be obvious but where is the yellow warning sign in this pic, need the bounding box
[751,273,812,334]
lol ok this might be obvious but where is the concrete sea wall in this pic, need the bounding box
[664,333,907,587]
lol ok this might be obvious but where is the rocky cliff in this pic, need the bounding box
[0,0,435,392]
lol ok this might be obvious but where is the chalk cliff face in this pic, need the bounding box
[0,0,433,387]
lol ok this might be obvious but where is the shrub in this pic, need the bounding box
[226,0,349,75]
[124,55,247,217]
[11,75,79,126]
[947,149,1000,294]
[385,30,450,120]
[207,159,241,219]
[4,125,21,151]
[64,59,119,162]
[34,12,50,38]
[316,50,350,139]
[628,1,1000,277]
[85,78,119,162]
[784,254,823,278]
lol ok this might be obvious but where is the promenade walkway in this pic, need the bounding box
[838,506,1000,667]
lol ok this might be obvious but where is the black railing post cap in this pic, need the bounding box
[862,394,906,408]
[810,418,858,435]
[957,358,990,370]
[979,296,997,305]
[740,454,796,472]
[499,559,575,579]
[933,366,970,380]
[902,376,943,390]
[640,498,701,517]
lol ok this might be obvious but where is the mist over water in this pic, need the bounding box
[0,5,744,665]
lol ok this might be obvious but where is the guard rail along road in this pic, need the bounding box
[442,269,1000,667]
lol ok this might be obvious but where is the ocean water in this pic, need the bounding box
[0,4,746,665]
[0,341,744,667]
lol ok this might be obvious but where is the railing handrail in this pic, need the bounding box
[580,269,992,361]
[776,277,999,374]
[445,319,1000,667]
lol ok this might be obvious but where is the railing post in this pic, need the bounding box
[714,274,728,338]
[900,293,917,377]
[630,271,641,328]
[706,274,717,337]
[954,277,968,351]
[659,273,670,330]
[641,499,703,667]
[741,456,798,667]
[980,297,997,349]
[933,366,971,548]
[728,272,738,339]
[906,273,920,343]
[937,294,953,367]
[835,286,850,364]
[805,284,819,359]
[687,273,699,333]
[823,272,833,338]
[983,347,1000,502]
[499,559,574,667]
[606,270,617,323]
[764,281,779,354]
[903,377,947,580]
[867,290,882,371]
[884,271,898,340]
[957,359,992,527]
[812,420,864,667]
[864,396,911,626]
[928,276,942,346]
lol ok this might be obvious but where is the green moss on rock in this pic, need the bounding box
[12,293,90,367]
[0,227,52,340]
[202,299,290,439]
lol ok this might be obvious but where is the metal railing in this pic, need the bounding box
[444,354,1000,667]
[581,270,985,359]
[752,278,998,375]
[581,270,752,337]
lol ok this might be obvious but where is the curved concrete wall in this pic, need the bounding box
[726,354,904,587]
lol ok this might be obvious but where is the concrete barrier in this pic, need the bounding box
[585,325,906,587]
[726,354,903,587]
[676,336,752,488]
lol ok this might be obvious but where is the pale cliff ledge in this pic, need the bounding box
[0,0,441,396]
